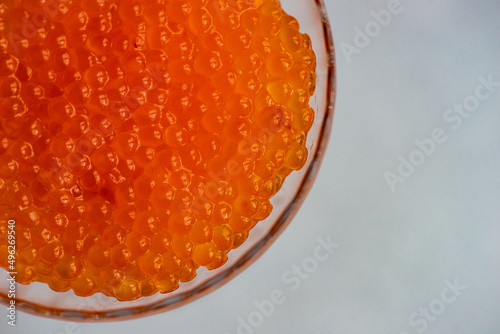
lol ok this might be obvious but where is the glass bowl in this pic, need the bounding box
[0,0,336,320]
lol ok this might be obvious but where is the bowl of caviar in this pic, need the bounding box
[0,0,335,320]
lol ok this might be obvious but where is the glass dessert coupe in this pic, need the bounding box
[0,0,336,320]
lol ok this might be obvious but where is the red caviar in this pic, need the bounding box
[0,0,316,300]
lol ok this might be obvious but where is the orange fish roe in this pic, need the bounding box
[0,0,316,301]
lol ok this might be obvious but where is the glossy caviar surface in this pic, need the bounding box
[0,0,316,301]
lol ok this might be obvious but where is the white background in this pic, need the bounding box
[3,0,500,333]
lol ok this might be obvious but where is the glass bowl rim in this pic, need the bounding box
[0,0,337,321]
